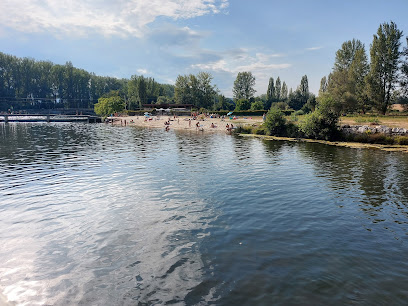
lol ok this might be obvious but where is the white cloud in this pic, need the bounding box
[306,46,323,51]
[0,0,229,38]
[137,69,149,75]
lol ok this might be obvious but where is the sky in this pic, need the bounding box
[0,0,407,97]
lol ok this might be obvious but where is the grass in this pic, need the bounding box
[341,115,408,129]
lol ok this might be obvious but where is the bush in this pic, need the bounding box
[299,95,341,140]
[264,107,287,136]
[286,122,300,138]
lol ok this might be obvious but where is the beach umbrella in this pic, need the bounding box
[227,111,233,116]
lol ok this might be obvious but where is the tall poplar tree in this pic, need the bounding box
[319,76,328,95]
[266,77,275,103]
[401,37,408,98]
[366,21,403,114]
[299,75,309,103]
[275,77,281,101]
[281,82,288,100]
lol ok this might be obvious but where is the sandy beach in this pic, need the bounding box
[110,115,264,133]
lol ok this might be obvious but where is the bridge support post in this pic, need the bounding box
[47,114,50,123]
[4,114,8,123]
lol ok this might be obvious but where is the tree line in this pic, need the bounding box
[0,52,175,111]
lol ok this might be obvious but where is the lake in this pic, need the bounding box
[1,122,408,305]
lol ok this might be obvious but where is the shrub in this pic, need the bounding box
[264,107,287,136]
[299,95,341,140]
[286,122,300,138]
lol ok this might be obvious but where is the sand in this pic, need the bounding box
[109,115,264,133]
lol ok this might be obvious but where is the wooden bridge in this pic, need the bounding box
[0,114,101,123]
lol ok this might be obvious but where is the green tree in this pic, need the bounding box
[266,77,275,107]
[328,39,369,113]
[319,76,328,95]
[128,75,147,109]
[334,39,366,71]
[281,81,288,101]
[250,100,264,110]
[94,94,124,117]
[174,72,217,108]
[366,21,403,114]
[174,74,191,105]
[233,72,256,100]
[287,89,304,110]
[275,77,281,101]
[234,98,251,111]
[400,37,408,98]
[299,75,309,103]
[197,71,217,109]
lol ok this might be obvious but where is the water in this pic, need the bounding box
[1,123,408,305]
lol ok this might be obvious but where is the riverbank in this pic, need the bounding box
[111,114,408,152]
[111,115,263,133]
[241,134,408,153]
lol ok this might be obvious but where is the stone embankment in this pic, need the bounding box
[341,125,408,135]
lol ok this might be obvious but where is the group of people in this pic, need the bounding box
[226,123,234,132]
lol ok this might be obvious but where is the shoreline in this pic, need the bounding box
[240,134,408,153]
[111,115,408,152]
[110,115,263,134]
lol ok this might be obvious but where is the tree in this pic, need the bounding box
[275,77,281,101]
[334,39,366,71]
[250,100,264,110]
[94,94,124,117]
[366,21,403,114]
[328,39,369,113]
[299,75,309,102]
[319,76,328,95]
[174,72,217,109]
[233,72,256,100]
[281,82,288,100]
[128,75,147,109]
[287,89,304,110]
[197,71,217,109]
[234,98,251,111]
[266,77,275,107]
[401,37,408,98]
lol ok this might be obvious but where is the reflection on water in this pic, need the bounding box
[1,123,408,305]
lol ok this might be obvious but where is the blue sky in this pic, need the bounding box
[0,0,407,97]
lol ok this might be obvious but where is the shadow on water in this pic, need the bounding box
[296,142,408,235]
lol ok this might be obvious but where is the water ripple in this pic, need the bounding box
[1,123,408,305]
